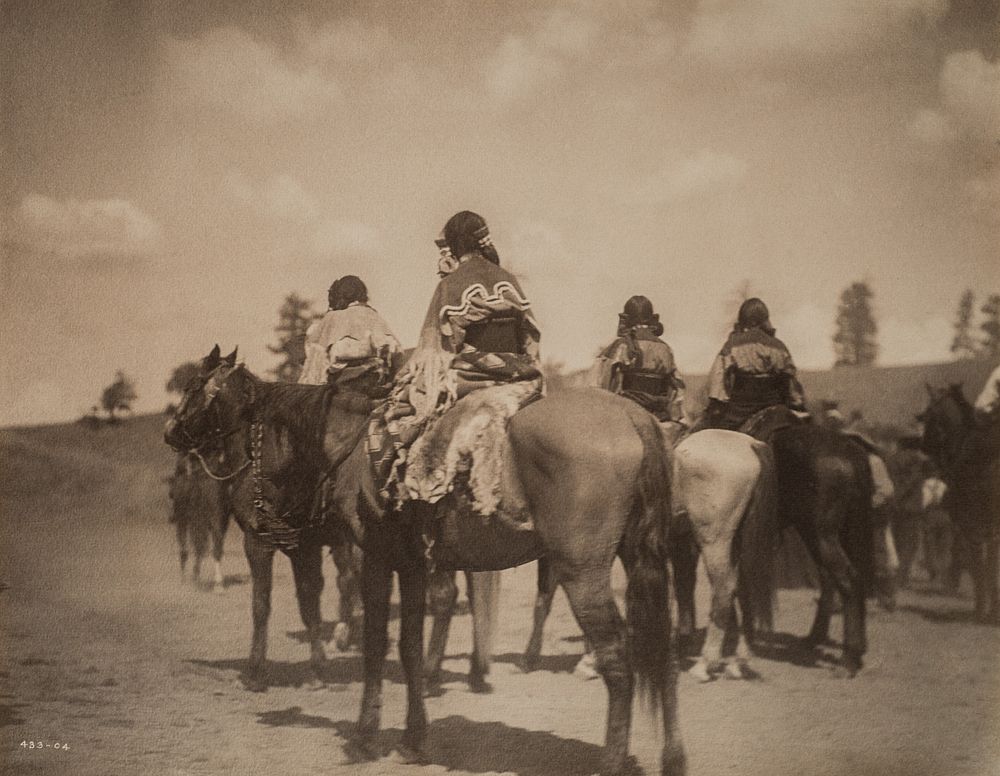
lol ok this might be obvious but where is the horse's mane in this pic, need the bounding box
[237,369,371,462]
[945,383,976,426]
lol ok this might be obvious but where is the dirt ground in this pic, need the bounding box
[2,421,999,776]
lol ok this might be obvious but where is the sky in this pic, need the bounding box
[2,0,999,426]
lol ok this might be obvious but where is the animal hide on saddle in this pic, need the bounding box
[403,381,540,520]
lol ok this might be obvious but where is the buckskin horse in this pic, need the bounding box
[165,346,363,691]
[919,383,1000,623]
[511,428,778,683]
[168,351,685,776]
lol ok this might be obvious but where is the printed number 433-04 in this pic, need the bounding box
[20,741,70,750]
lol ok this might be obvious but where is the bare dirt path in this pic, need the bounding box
[1,420,998,775]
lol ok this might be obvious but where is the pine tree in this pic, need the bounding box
[832,281,878,367]
[950,290,978,359]
[981,294,1000,358]
[267,293,319,382]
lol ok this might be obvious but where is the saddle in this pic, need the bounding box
[738,405,806,444]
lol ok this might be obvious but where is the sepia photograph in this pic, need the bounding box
[1,1,999,774]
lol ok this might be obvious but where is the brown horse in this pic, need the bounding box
[170,354,685,776]
[919,384,1000,623]
[166,450,231,589]
[165,346,363,691]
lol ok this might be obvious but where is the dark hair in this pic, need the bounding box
[736,297,775,336]
[617,295,664,337]
[328,275,368,311]
[442,211,500,265]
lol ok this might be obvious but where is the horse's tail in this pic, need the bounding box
[738,441,779,637]
[624,413,674,714]
[849,450,876,598]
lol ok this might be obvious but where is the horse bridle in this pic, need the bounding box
[171,365,255,480]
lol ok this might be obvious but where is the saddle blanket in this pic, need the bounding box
[404,381,541,515]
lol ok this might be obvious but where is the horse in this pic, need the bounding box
[918,383,1000,623]
[166,449,231,589]
[515,428,777,683]
[164,346,363,691]
[170,355,685,776]
[766,421,875,674]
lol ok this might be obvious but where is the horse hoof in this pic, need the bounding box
[342,740,379,763]
[394,744,429,765]
[333,622,351,652]
[689,661,713,683]
[723,662,747,680]
[468,677,493,694]
[573,653,600,681]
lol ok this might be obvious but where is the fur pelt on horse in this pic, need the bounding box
[404,381,540,517]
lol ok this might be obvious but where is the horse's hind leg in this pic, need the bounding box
[522,558,558,672]
[691,542,740,682]
[290,541,326,683]
[467,570,500,693]
[242,530,274,692]
[210,504,228,592]
[396,558,429,762]
[560,569,633,776]
[424,569,458,696]
[811,534,866,674]
[348,537,393,762]
[330,538,362,650]
[987,538,999,623]
[176,521,189,581]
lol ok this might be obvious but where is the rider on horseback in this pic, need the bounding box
[700,297,805,431]
[375,212,543,506]
[592,295,686,424]
[299,275,402,395]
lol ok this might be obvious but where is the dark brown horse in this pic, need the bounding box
[919,384,1000,623]
[164,346,363,691]
[171,354,685,776]
[766,422,875,674]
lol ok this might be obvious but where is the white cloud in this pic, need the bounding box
[685,0,948,68]
[160,27,341,122]
[225,172,319,224]
[295,18,396,68]
[6,194,162,260]
[940,49,1000,146]
[640,150,748,202]
[906,108,957,145]
[311,219,382,257]
[486,2,671,102]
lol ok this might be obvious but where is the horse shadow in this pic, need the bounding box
[898,603,980,625]
[187,655,469,690]
[749,631,837,669]
[285,620,342,645]
[493,651,583,674]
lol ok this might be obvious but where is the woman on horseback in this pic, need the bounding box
[299,275,402,394]
[700,297,805,431]
[592,295,686,425]
[387,211,542,442]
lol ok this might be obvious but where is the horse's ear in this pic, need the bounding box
[207,344,221,365]
[223,347,238,366]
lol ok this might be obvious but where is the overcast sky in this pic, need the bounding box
[2,0,998,425]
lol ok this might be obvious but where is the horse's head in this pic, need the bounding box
[164,345,250,452]
[917,382,973,466]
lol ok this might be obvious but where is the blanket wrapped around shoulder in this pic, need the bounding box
[403,381,541,517]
